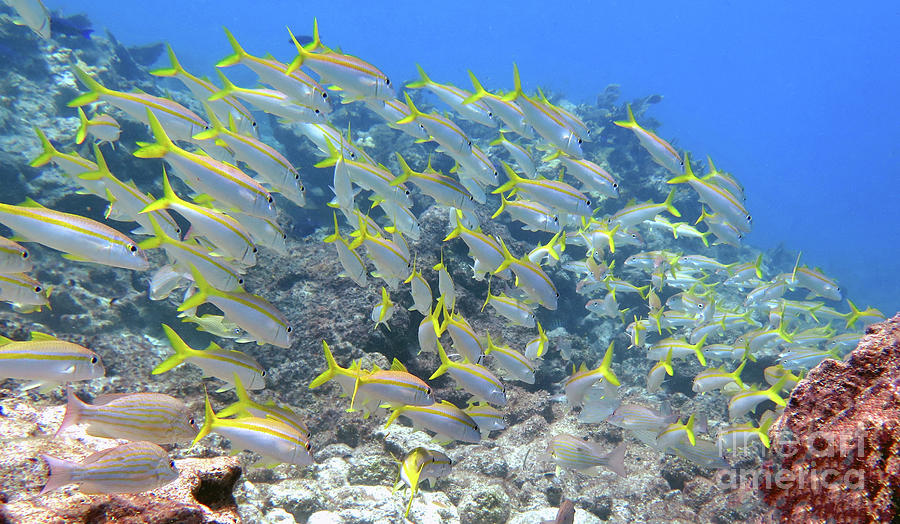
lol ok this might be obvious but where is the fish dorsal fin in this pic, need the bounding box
[19,198,47,209]
[29,331,58,341]
[390,358,408,372]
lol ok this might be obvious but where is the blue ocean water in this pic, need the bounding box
[43,0,900,315]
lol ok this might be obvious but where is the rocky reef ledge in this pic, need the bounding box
[762,313,900,522]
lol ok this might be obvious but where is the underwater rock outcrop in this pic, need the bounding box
[762,313,900,522]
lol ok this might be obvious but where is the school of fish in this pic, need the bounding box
[0,4,888,516]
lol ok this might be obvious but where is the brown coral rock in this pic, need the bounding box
[761,313,900,523]
[0,456,242,524]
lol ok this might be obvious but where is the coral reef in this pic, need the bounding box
[762,314,900,522]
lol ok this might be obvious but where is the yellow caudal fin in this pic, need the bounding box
[68,66,109,107]
[153,324,200,374]
[132,108,174,159]
[285,23,317,74]
[500,63,523,102]
[462,70,489,105]
[191,390,219,447]
[597,341,620,386]
[75,108,90,145]
[208,70,239,102]
[192,102,226,140]
[613,103,639,129]
[662,188,681,218]
[428,341,452,380]
[666,152,698,185]
[309,340,342,389]
[150,44,183,77]
[217,27,247,68]
[177,265,213,312]
[140,168,182,214]
[322,211,343,244]
[493,160,524,195]
[396,92,424,125]
[405,64,431,89]
[29,127,59,167]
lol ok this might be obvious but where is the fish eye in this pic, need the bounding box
[555,292,560,298]
[586,200,592,206]
[170,460,176,468]
[404,189,410,195]
[21,251,28,258]
[418,124,425,130]
[128,244,137,253]
[467,140,472,147]
[282,233,287,239]
[322,92,328,99]
[577,138,583,144]
[90,356,98,364]
[252,247,258,253]
[33,286,41,292]
[553,216,559,223]
[385,78,391,86]
[305,441,312,451]
[294,173,300,180]
[425,387,433,396]
[287,326,293,333]
[747,215,752,221]
[237,278,244,285]
[300,184,306,192]
[261,370,267,377]
[698,303,704,309]
[189,418,195,425]
[613,183,619,188]
[252,121,258,127]
[469,195,474,201]
[267,196,274,203]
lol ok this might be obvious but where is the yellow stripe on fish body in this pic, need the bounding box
[439,304,484,364]
[141,169,256,266]
[324,212,367,287]
[396,93,473,156]
[465,401,506,435]
[0,272,49,309]
[727,376,789,420]
[564,341,620,407]
[286,21,392,101]
[209,71,323,123]
[217,28,331,113]
[151,44,258,136]
[495,236,558,310]
[647,335,708,366]
[57,389,198,445]
[667,153,751,232]
[430,342,506,407]
[525,321,549,360]
[40,441,178,495]
[70,66,207,142]
[138,216,245,291]
[465,71,532,137]
[350,367,434,413]
[75,107,121,145]
[194,394,313,466]
[29,127,100,181]
[492,195,560,233]
[692,360,746,393]
[228,211,288,255]
[406,64,496,128]
[393,153,476,211]
[484,333,536,384]
[178,267,292,348]
[444,211,505,272]
[193,108,306,207]
[0,236,32,274]
[216,374,309,438]
[78,144,181,238]
[385,400,480,444]
[495,161,591,217]
[614,104,682,175]
[133,109,277,220]
[0,200,149,271]
[609,189,681,229]
[348,216,411,284]
[154,324,266,389]
[0,333,104,389]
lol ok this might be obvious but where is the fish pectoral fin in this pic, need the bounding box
[61,254,92,262]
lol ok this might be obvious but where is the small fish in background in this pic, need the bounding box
[394,447,453,517]
[40,441,178,494]
[0,236,32,274]
[75,108,120,146]
[4,0,50,39]
[49,11,92,39]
